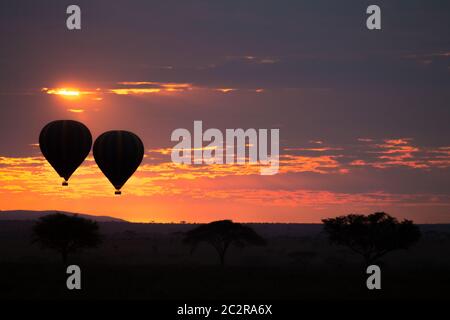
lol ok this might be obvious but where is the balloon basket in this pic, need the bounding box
[62,181,68,186]
[115,190,122,195]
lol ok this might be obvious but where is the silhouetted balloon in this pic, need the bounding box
[93,131,144,195]
[39,120,92,186]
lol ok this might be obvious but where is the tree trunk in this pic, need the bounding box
[219,251,225,267]
[61,250,68,265]
[362,253,373,268]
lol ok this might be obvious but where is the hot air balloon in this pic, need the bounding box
[39,120,92,186]
[93,131,144,195]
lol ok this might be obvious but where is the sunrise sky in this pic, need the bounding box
[0,0,449,223]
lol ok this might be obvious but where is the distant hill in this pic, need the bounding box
[0,210,127,222]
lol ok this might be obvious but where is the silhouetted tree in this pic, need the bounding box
[322,212,421,265]
[183,220,266,266]
[32,213,101,264]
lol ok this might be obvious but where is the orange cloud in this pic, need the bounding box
[43,82,196,98]
[190,189,450,208]
[43,88,97,97]
[215,88,236,93]
[110,88,162,95]
[147,147,343,177]
[67,108,84,113]
[1,137,448,223]
[1,148,449,223]
[351,138,450,169]
[42,82,271,98]
[0,149,343,201]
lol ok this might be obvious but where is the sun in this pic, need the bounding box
[53,89,80,96]
[43,88,81,97]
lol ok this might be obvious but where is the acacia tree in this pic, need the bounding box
[322,212,421,265]
[183,220,266,266]
[32,213,101,264]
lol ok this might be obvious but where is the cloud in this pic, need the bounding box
[1,136,449,223]
[349,138,450,169]
[403,51,450,68]
[2,154,449,213]
[226,55,280,65]
[215,88,237,93]
[41,82,266,98]
[188,189,450,208]
[2,138,447,200]
[67,108,84,113]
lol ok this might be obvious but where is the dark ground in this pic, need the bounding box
[0,221,449,300]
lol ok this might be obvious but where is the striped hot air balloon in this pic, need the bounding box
[93,130,144,195]
[39,120,92,186]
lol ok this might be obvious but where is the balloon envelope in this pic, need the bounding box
[93,130,144,194]
[39,120,92,185]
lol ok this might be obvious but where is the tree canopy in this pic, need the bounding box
[183,220,266,266]
[32,213,101,264]
[322,212,421,265]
